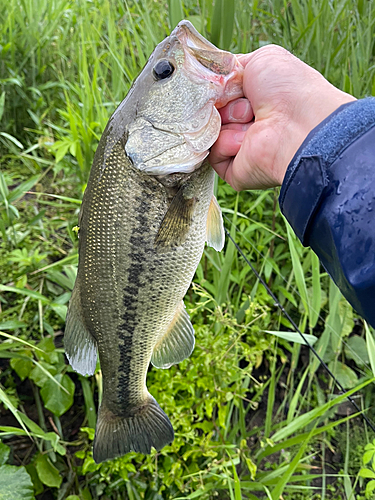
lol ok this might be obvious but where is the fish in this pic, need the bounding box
[64,20,243,463]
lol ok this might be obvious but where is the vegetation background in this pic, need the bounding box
[1,0,375,499]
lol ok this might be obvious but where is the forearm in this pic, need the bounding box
[279,98,375,327]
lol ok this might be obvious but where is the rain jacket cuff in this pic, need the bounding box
[279,99,375,244]
[279,97,375,327]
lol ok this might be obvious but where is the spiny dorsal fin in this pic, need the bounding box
[151,301,195,369]
[64,283,97,376]
[155,188,196,249]
[206,195,225,251]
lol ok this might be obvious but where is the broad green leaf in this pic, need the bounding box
[29,362,58,387]
[0,465,35,500]
[359,467,375,479]
[10,351,33,381]
[40,374,75,416]
[366,479,375,497]
[0,442,10,465]
[363,450,375,464]
[345,335,369,368]
[81,427,95,440]
[18,413,45,437]
[25,465,43,496]
[35,453,62,488]
[264,330,317,346]
[37,337,59,364]
[328,361,358,389]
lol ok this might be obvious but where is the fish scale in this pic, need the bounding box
[64,20,243,462]
[82,139,214,411]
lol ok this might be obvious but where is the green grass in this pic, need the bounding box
[1,0,375,499]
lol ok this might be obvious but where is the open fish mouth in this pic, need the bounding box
[173,20,243,108]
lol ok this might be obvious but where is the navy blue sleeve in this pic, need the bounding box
[279,98,375,328]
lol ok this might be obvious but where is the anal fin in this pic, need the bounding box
[151,301,195,369]
[206,195,225,251]
[64,283,97,376]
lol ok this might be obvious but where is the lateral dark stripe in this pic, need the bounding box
[116,190,156,413]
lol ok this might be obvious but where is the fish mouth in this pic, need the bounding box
[172,20,244,108]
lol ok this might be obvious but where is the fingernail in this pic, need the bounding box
[234,131,247,143]
[228,99,251,121]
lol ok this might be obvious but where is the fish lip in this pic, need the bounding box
[172,20,218,51]
[172,20,244,109]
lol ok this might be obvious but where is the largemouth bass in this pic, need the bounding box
[64,20,243,463]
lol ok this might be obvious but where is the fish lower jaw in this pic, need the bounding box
[214,62,244,109]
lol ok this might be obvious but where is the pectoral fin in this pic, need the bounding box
[64,283,97,376]
[151,301,195,369]
[155,188,196,249]
[206,195,225,251]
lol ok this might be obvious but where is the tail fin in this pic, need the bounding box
[92,396,174,463]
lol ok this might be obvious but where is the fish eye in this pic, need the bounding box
[153,60,175,80]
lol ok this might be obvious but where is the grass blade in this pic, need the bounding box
[168,0,184,29]
[365,321,375,376]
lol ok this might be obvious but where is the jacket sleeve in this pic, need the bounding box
[279,98,375,328]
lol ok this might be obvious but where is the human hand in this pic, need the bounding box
[209,45,356,191]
